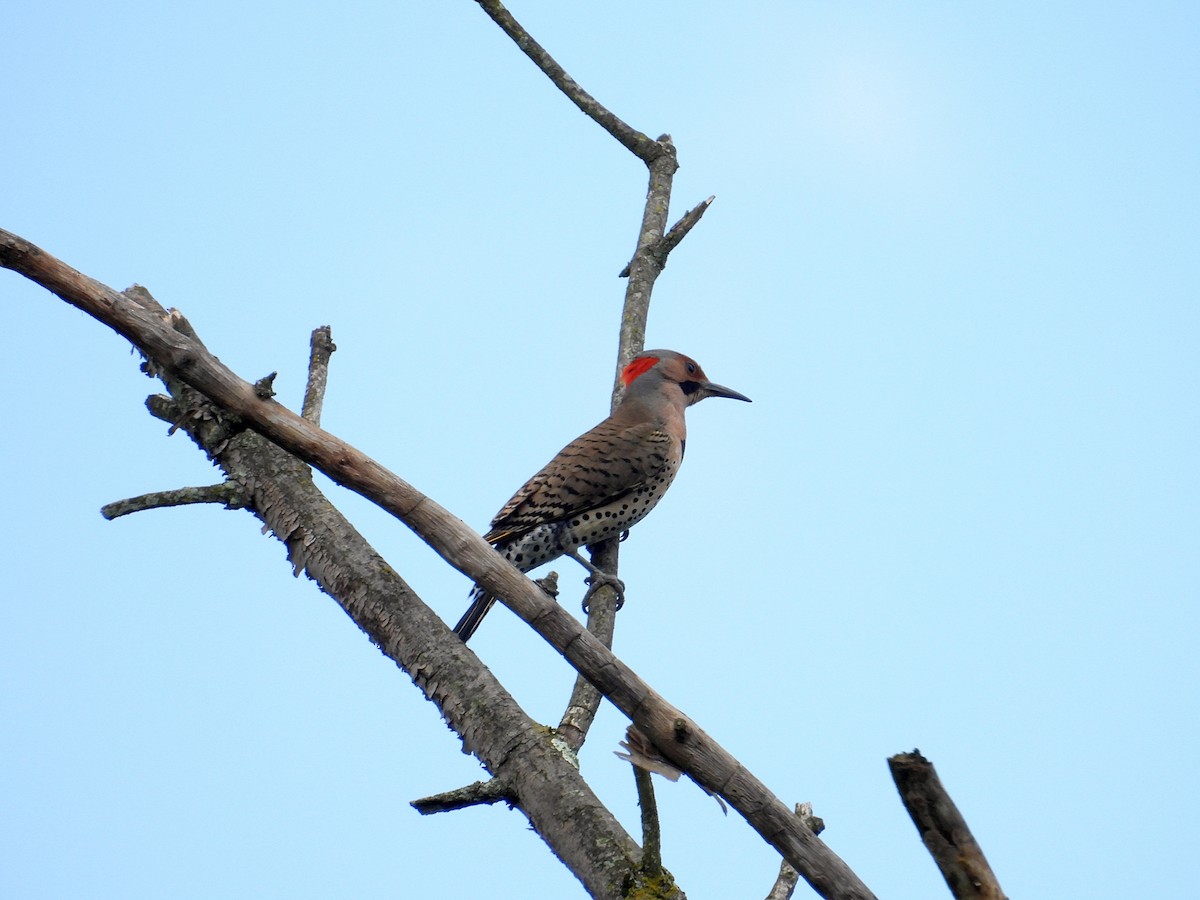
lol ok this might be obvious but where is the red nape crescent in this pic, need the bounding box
[620,355,661,386]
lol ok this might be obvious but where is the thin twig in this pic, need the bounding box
[412,778,515,815]
[612,136,680,398]
[619,195,716,278]
[100,482,248,520]
[302,325,335,424]
[889,750,1007,900]
[474,0,664,163]
[659,195,716,258]
[634,764,663,879]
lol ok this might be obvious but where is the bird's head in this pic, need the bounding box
[619,350,752,408]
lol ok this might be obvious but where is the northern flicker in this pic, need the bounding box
[454,349,750,641]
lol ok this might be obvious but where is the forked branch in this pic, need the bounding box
[1,228,876,900]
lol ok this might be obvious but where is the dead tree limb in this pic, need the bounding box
[889,750,1007,900]
[302,325,335,424]
[114,289,650,897]
[472,2,718,765]
[474,0,665,162]
[1,228,876,900]
[766,804,827,900]
[478,0,694,753]
[100,483,249,519]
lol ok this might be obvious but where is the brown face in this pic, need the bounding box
[620,350,751,405]
[666,353,752,406]
[658,352,705,385]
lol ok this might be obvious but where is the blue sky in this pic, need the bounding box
[3,3,1198,898]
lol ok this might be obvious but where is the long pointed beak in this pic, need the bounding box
[698,381,752,403]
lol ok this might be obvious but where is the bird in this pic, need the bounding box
[454,349,750,641]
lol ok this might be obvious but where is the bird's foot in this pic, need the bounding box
[581,569,625,614]
[563,548,625,614]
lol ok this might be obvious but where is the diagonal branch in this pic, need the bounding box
[619,195,716,278]
[2,228,876,900]
[889,750,1008,900]
[475,0,665,163]
[126,303,649,898]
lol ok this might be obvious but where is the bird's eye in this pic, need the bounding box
[686,362,697,374]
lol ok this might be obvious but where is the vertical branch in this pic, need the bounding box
[302,325,336,424]
[473,10,683,740]
[766,804,825,900]
[634,764,664,878]
[557,588,618,748]
[559,139,679,749]
[612,137,680,387]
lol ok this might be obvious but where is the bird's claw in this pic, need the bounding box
[581,571,626,614]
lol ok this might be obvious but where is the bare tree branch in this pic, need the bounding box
[470,3,707,763]
[128,304,649,897]
[889,750,1007,900]
[612,138,680,388]
[634,764,665,879]
[1,228,877,900]
[557,552,618,749]
[768,854,802,900]
[474,0,665,162]
[766,804,825,900]
[302,325,335,424]
[100,482,249,520]
[774,804,828,899]
[553,136,679,747]
[561,137,681,747]
[619,195,716,278]
[412,778,514,815]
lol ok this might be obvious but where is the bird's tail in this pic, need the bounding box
[454,585,496,642]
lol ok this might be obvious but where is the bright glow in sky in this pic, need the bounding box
[818,54,928,159]
[3,3,1198,898]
